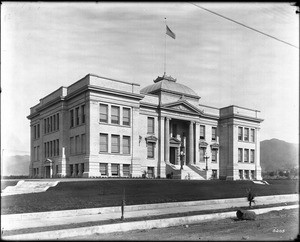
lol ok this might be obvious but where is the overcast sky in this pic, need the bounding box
[1,2,299,156]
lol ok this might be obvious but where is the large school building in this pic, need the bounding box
[27,73,263,180]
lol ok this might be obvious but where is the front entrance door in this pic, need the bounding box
[170,147,178,165]
[45,166,50,178]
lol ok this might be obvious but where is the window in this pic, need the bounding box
[44,143,47,158]
[75,135,80,154]
[70,110,74,128]
[212,127,217,141]
[250,129,255,142]
[172,124,177,138]
[239,170,243,180]
[111,106,120,124]
[250,149,255,163]
[244,128,249,141]
[123,164,130,177]
[34,147,37,161]
[251,170,255,180]
[100,104,108,123]
[111,164,119,176]
[47,117,50,133]
[57,139,59,156]
[200,147,205,162]
[100,134,108,153]
[147,167,154,178]
[245,170,250,179]
[50,141,53,157]
[70,137,75,155]
[53,140,56,156]
[53,115,56,131]
[81,163,85,174]
[238,148,243,162]
[33,126,36,139]
[56,165,59,175]
[37,146,40,160]
[47,142,50,157]
[44,119,47,134]
[69,165,73,176]
[50,116,53,132]
[123,108,130,126]
[238,127,243,141]
[81,134,86,154]
[57,113,59,130]
[75,107,80,126]
[211,149,217,163]
[111,135,120,153]
[123,136,130,154]
[212,170,217,179]
[100,163,108,176]
[244,149,249,162]
[147,143,155,158]
[147,117,154,134]
[81,105,85,124]
[200,125,205,139]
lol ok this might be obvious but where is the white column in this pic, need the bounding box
[165,117,170,163]
[158,116,165,178]
[195,122,200,164]
[189,121,194,164]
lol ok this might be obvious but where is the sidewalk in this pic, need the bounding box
[1,194,298,240]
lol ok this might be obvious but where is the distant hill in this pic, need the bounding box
[260,139,298,172]
[2,155,30,176]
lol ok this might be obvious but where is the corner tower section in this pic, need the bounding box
[218,105,263,180]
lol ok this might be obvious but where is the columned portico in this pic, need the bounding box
[165,117,171,163]
[189,121,194,164]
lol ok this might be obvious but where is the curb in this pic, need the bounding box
[3,204,298,240]
[2,193,298,221]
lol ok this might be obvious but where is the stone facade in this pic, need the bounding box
[27,73,263,180]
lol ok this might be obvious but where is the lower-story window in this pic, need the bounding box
[239,170,243,180]
[245,170,250,179]
[147,143,155,159]
[123,164,130,177]
[111,164,119,176]
[81,163,85,174]
[56,165,58,175]
[212,169,217,179]
[147,167,154,178]
[100,163,108,176]
[251,170,255,180]
[70,165,73,176]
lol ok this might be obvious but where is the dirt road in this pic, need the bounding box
[68,209,299,241]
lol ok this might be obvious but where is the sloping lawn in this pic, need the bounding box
[1,179,298,214]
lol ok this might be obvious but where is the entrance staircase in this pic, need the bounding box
[166,163,207,180]
[1,180,60,196]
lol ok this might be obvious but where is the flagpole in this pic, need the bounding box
[164,17,167,75]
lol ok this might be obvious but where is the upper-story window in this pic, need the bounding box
[238,148,243,162]
[244,128,249,141]
[147,143,155,158]
[199,147,205,162]
[200,125,205,140]
[123,108,130,126]
[81,105,86,124]
[123,136,131,154]
[111,106,120,124]
[172,124,177,138]
[100,133,108,153]
[100,104,108,123]
[212,127,217,141]
[238,127,243,141]
[250,129,255,142]
[147,117,155,134]
[111,135,120,153]
[250,149,255,163]
[211,149,217,163]
[33,124,40,139]
[70,110,74,128]
[244,149,249,162]
[75,107,80,126]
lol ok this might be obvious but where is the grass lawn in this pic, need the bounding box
[1,179,298,214]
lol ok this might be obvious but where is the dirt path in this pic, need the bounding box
[68,209,299,241]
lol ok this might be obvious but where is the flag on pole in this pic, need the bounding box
[166,25,176,39]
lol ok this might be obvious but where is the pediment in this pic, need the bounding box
[199,141,208,148]
[170,137,182,144]
[162,100,203,115]
[210,143,219,149]
[145,135,158,143]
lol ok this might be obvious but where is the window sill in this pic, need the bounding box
[147,157,155,160]
[99,122,131,128]
[99,152,131,156]
[238,140,255,144]
[70,123,85,129]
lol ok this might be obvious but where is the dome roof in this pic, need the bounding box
[140,75,200,98]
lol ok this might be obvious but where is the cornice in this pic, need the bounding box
[219,114,264,123]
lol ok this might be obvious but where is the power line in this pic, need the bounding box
[189,2,299,49]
